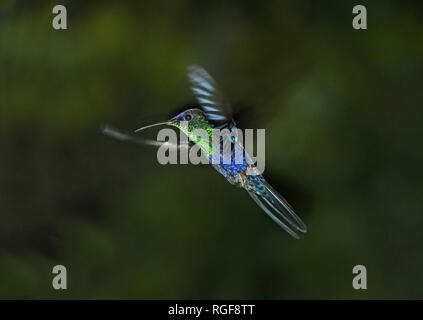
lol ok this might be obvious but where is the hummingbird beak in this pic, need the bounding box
[134,121,172,133]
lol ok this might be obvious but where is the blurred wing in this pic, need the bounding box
[101,125,190,151]
[187,65,231,125]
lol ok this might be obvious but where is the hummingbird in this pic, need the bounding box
[103,65,307,238]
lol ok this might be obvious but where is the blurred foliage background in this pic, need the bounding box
[1,0,423,299]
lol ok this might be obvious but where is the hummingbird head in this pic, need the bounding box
[169,108,205,125]
[134,108,209,135]
[169,108,211,139]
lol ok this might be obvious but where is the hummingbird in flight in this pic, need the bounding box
[103,65,307,238]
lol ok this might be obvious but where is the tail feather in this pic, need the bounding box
[248,178,307,238]
[262,179,307,233]
[248,190,300,239]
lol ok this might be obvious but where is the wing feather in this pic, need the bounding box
[187,65,231,125]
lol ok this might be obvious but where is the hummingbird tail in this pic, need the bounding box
[247,178,307,239]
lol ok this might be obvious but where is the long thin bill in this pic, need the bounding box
[134,121,170,133]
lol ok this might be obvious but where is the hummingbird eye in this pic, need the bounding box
[184,114,192,121]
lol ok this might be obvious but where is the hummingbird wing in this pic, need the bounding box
[101,125,191,151]
[187,65,232,125]
[102,125,210,163]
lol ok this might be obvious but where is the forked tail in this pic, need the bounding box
[247,178,307,239]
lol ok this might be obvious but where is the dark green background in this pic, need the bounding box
[1,0,422,299]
